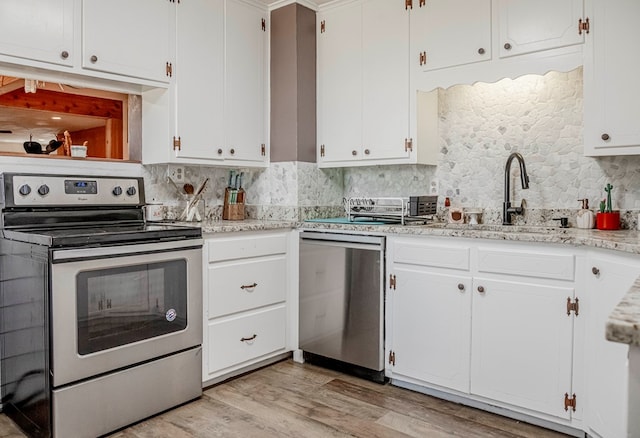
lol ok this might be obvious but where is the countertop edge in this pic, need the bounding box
[607,277,640,347]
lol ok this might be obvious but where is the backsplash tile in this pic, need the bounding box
[344,67,640,225]
[144,67,640,227]
[143,161,343,221]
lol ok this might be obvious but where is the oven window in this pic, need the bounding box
[76,260,187,355]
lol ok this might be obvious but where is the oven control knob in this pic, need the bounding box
[126,186,137,197]
[37,184,50,196]
[112,186,123,196]
[18,184,31,196]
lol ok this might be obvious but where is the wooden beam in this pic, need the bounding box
[0,88,122,119]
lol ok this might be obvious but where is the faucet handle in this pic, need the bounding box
[520,198,527,208]
[553,217,569,228]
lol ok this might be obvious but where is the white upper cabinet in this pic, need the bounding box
[0,0,172,87]
[411,0,491,72]
[497,0,584,58]
[82,0,172,84]
[0,0,75,67]
[172,0,225,163]
[583,0,640,156]
[412,0,585,90]
[142,0,268,166]
[317,2,363,165]
[224,0,268,165]
[317,0,437,168]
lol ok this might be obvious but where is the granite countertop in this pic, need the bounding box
[197,219,298,234]
[180,218,640,346]
[607,277,640,347]
[300,221,640,254]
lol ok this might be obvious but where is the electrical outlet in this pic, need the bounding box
[168,165,185,182]
[430,179,439,195]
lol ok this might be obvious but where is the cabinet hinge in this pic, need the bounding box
[262,18,266,32]
[419,51,427,66]
[566,297,579,316]
[320,144,325,157]
[578,17,590,35]
[166,62,173,77]
[405,0,412,9]
[173,136,181,151]
[320,20,326,33]
[261,144,266,156]
[390,274,396,290]
[564,393,577,412]
[389,351,396,366]
[404,138,413,152]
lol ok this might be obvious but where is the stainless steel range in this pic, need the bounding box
[0,173,203,438]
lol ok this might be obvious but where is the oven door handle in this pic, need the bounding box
[52,238,203,262]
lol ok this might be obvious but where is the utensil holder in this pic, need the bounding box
[223,187,244,220]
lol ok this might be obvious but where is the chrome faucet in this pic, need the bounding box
[503,152,530,225]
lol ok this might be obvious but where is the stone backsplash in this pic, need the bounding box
[145,67,640,228]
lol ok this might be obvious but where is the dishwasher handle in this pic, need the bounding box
[299,231,384,248]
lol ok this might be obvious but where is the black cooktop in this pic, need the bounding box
[1,222,202,248]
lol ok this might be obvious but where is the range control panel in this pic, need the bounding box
[6,174,144,207]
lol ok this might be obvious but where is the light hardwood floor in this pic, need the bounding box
[0,359,570,437]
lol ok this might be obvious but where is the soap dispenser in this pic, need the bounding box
[576,199,595,229]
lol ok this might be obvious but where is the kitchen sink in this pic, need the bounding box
[423,222,572,235]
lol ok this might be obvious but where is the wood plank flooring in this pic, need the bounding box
[0,359,571,437]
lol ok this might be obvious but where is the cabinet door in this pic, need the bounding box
[0,0,74,67]
[470,277,574,419]
[82,0,171,83]
[585,253,640,438]
[411,0,491,72]
[361,0,410,161]
[317,2,362,164]
[224,0,268,165]
[390,266,472,393]
[584,0,640,155]
[174,0,225,161]
[497,0,584,58]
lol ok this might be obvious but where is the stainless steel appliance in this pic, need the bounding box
[345,195,437,224]
[0,173,203,438]
[298,231,385,382]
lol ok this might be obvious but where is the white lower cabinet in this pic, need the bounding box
[391,267,472,393]
[203,231,293,384]
[387,236,584,430]
[207,306,286,373]
[584,251,640,438]
[470,276,574,419]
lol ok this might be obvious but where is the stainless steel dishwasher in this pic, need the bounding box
[299,231,385,382]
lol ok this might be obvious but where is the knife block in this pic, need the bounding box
[223,187,245,220]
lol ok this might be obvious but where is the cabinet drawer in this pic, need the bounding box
[208,233,287,262]
[207,306,286,373]
[392,239,470,271]
[208,256,286,318]
[477,248,575,281]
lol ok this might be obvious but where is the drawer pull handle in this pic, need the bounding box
[240,334,257,343]
[592,267,600,276]
[477,286,485,293]
[240,282,258,291]
[457,283,465,291]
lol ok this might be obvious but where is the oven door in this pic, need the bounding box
[50,239,203,387]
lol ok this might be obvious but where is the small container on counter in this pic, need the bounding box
[576,199,595,229]
[145,202,164,221]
